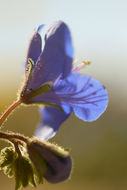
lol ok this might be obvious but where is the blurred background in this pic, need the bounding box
[0,0,127,189]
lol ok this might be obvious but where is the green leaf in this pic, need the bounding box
[14,156,36,190]
[0,146,37,190]
[0,147,16,168]
[0,147,17,178]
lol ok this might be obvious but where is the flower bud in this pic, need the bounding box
[27,139,72,183]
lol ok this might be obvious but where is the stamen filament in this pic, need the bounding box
[72,60,90,72]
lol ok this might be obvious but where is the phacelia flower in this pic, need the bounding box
[20,20,108,140]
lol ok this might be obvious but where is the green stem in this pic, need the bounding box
[12,140,22,156]
[0,99,21,128]
[0,131,29,144]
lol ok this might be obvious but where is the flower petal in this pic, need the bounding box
[28,21,74,90]
[55,73,108,121]
[30,73,108,122]
[26,26,43,67]
[35,107,70,140]
[73,78,108,121]
[57,73,108,121]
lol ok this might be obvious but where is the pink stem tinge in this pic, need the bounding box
[0,99,21,128]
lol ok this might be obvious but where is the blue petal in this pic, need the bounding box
[26,29,42,67]
[72,75,108,121]
[58,73,108,121]
[28,21,74,90]
[35,107,70,140]
[37,24,45,33]
[30,73,108,122]
[54,73,108,121]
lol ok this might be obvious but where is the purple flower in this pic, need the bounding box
[20,21,108,140]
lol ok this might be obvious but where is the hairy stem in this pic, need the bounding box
[0,99,21,128]
[0,131,29,144]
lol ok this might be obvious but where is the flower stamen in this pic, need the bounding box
[72,60,90,72]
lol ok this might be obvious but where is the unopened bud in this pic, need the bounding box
[27,139,72,183]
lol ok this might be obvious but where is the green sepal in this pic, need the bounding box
[20,57,52,103]
[20,58,34,97]
[25,58,34,74]
[0,146,37,190]
[19,57,63,111]
[21,82,52,103]
[32,138,70,158]
[14,156,36,190]
[4,166,14,178]
[0,147,17,178]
